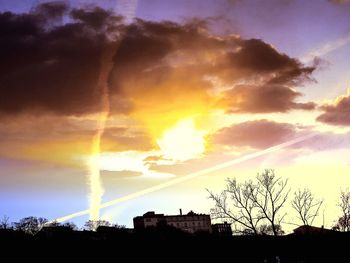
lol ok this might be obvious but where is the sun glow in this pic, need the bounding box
[157,119,206,162]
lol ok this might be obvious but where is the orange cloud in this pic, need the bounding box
[0,114,153,166]
[0,3,318,165]
[317,88,350,126]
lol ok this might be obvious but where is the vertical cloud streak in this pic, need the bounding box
[88,0,138,223]
[88,47,113,221]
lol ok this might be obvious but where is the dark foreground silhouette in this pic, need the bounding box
[1,225,349,262]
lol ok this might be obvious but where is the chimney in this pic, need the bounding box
[179,208,182,215]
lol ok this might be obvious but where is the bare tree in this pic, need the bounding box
[14,216,48,235]
[334,190,350,232]
[291,188,323,226]
[208,169,289,236]
[0,215,11,229]
[208,179,262,235]
[84,220,111,231]
[249,169,290,236]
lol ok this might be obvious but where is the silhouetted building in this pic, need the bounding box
[293,225,335,235]
[212,222,232,236]
[133,209,212,234]
[133,211,166,229]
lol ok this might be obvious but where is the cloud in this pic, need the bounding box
[148,121,350,175]
[70,6,115,29]
[219,38,316,113]
[106,21,316,137]
[225,84,316,113]
[0,114,153,164]
[212,119,298,149]
[98,151,175,178]
[316,88,350,126]
[102,126,154,151]
[32,1,68,20]
[0,2,125,116]
[0,2,318,166]
[329,0,350,4]
[212,119,350,151]
[227,38,301,72]
[0,3,316,119]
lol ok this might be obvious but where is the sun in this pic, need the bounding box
[157,118,206,162]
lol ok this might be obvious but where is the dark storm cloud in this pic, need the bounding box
[220,39,316,113]
[0,2,316,116]
[316,89,350,126]
[225,84,316,113]
[0,2,124,115]
[32,1,68,20]
[70,6,123,30]
[221,38,316,86]
[228,39,298,72]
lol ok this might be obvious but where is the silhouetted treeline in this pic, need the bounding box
[1,225,350,262]
[2,169,350,261]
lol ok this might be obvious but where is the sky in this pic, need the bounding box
[0,0,350,232]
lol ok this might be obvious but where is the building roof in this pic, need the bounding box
[143,211,164,217]
[293,225,336,235]
[135,211,210,219]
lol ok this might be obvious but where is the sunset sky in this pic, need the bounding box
[1,0,350,231]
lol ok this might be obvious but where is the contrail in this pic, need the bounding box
[301,34,350,63]
[87,0,138,222]
[53,132,317,223]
